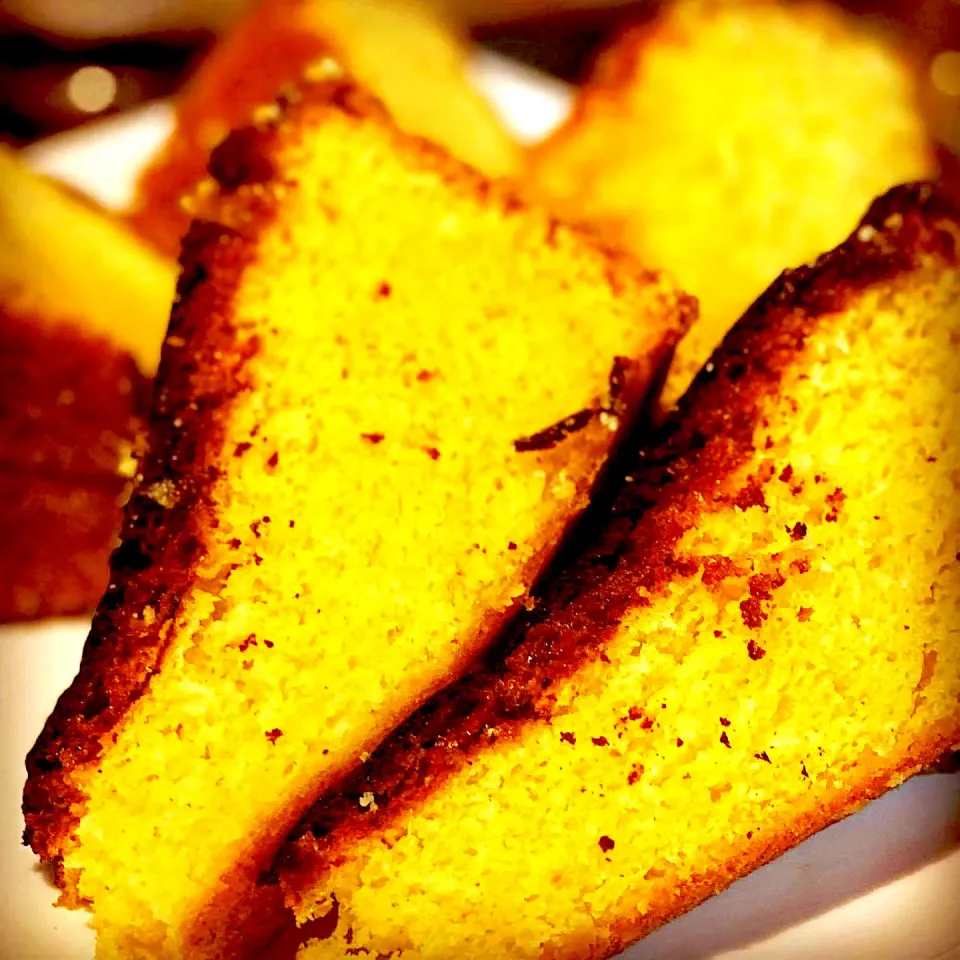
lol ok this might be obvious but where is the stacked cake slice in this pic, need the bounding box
[528,0,936,407]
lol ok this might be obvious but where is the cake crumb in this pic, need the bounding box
[747,639,766,660]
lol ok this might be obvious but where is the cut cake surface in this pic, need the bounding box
[277,182,960,960]
[23,75,690,959]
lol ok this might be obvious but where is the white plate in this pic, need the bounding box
[2,50,959,960]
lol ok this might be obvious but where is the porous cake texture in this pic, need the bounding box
[0,147,173,620]
[23,75,690,959]
[131,0,521,256]
[279,182,960,960]
[528,0,935,407]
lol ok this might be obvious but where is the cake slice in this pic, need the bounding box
[278,182,960,960]
[23,74,690,959]
[0,147,174,620]
[528,0,935,408]
[131,0,521,256]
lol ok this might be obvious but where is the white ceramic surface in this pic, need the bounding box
[3,51,958,960]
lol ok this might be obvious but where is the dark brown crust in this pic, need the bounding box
[514,355,636,452]
[276,182,960,916]
[514,407,599,453]
[22,216,265,865]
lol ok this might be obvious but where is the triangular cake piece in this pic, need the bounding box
[0,147,174,620]
[23,73,690,959]
[277,182,960,960]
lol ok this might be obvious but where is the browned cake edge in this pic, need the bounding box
[23,72,690,959]
[528,1,935,187]
[273,182,960,954]
[21,212,264,883]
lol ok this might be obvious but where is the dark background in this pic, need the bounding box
[0,0,957,159]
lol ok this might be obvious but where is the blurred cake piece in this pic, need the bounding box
[529,0,936,406]
[278,182,960,960]
[130,0,522,256]
[0,147,175,621]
